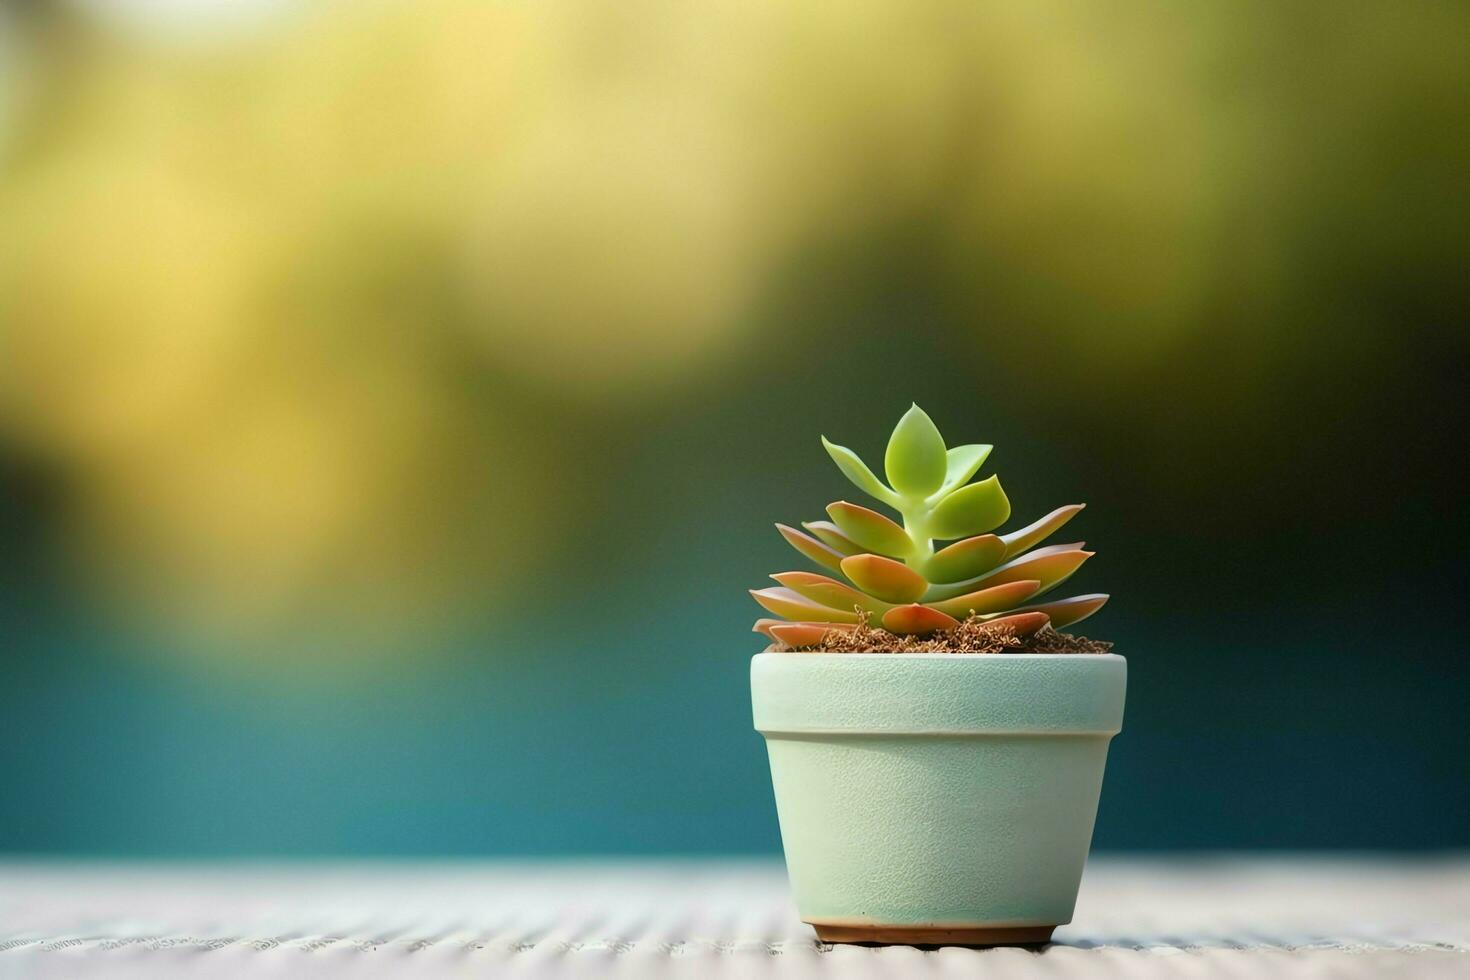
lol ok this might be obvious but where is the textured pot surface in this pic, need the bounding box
[752,653,1126,939]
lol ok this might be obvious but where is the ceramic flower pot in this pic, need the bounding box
[752,652,1126,946]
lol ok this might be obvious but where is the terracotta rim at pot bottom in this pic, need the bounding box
[810,923,1055,947]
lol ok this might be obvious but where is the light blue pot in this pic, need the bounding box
[752,652,1126,946]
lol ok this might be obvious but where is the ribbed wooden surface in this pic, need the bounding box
[2,857,1466,978]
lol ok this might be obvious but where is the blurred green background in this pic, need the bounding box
[1,0,1467,855]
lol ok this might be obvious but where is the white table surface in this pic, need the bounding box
[2,856,1467,979]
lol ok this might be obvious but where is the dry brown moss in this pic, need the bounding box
[772,614,1114,654]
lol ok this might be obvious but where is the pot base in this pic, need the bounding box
[811,923,1056,947]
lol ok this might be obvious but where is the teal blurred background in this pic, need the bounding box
[1,0,1467,855]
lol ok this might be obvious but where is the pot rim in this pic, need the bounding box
[756,651,1123,660]
[752,650,1126,735]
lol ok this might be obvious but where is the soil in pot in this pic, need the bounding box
[771,616,1114,654]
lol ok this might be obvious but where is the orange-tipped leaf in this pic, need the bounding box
[776,523,845,573]
[826,501,912,557]
[925,579,1042,618]
[771,572,890,614]
[881,604,960,635]
[749,587,862,624]
[1008,594,1109,629]
[769,622,857,648]
[839,553,927,604]
[752,618,783,638]
[1001,504,1085,559]
[801,520,865,556]
[978,610,1052,637]
[925,543,1091,601]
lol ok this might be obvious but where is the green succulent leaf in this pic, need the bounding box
[749,587,862,624]
[826,501,912,558]
[924,534,1006,583]
[1007,593,1109,629]
[771,571,891,614]
[821,437,898,506]
[881,604,961,635]
[1000,504,1085,559]
[924,579,1042,618]
[933,444,993,499]
[884,404,948,497]
[928,475,1011,539]
[924,542,1091,601]
[838,553,928,604]
[801,520,865,556]
[775,524,845,573]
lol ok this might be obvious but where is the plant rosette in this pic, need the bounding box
[749,406,1125,946]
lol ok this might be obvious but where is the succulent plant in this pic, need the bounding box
[752,405,1107,648]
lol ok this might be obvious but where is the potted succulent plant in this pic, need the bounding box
[750,405,1125,947]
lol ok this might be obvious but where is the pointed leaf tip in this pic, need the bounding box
[776,523,845,573]
[884,404,947,497]
[752,618,783,637]
[980,611,1052,637]
[771,571,889,614]
[935,444,994,498]
[822,437,897,506]
[801,520,865,556]
[1008,594,1109,630]
[1000,504,1085,559]
[749,587,862,624]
